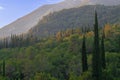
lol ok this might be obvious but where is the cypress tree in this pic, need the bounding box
[3,60,5,77]
[101,28,106,69]
[82,34,88,72]
[92,11,102,80]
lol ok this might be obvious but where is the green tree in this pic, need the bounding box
[69,34,80,54]
[3,60,5,77]
[92,11,102,80]
[101,29,106,69]
[81,34,88,72]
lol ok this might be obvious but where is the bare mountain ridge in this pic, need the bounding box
[0,0,120,38]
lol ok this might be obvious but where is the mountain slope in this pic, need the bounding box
[0,0,83,38]
[89,0,120,5]
[29,5,120,37]
[0,0,120,38]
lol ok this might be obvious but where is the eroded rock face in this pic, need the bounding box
[0,0,119,38]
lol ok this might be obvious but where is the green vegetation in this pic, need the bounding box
[81,34,88,72]
[0,22,119,80]
[92,11,102,80]
[101,28,106,69]
[0,11,119,80]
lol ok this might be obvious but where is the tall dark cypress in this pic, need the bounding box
[101,29,106,69]
[3,60,5,77]
[82,34,88,72]
[92,11,102,80]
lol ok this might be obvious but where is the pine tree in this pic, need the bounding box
[82,34,88,72]
[101,28,106,69]
[3,60,5,77]
[92,11,102,80]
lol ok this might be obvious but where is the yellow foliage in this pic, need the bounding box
[56,31,63,41]
[104,24,112,37]
[86,31,94,37]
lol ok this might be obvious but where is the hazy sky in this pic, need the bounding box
[0,0,64,28]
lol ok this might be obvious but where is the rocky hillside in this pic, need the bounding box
[29,5,120,37]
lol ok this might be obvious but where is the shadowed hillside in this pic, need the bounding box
[29,5,120,37]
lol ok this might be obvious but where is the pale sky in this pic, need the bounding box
[0,0,64,28]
